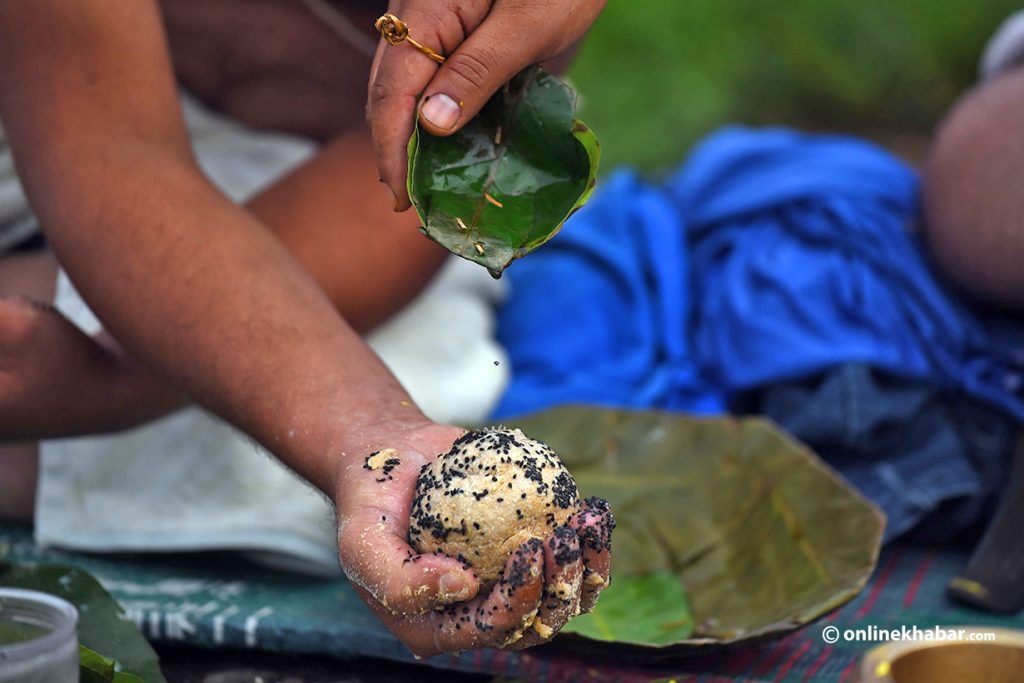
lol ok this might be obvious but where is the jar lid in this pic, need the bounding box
[0,587,79,665]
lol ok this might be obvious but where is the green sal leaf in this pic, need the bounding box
[564,571,694,645]
[0,562,166,683]
[80,646,147,683]
[407,66,600,277]
[79,645,116,682]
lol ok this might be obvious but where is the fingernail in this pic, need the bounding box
[440,571,469,599]
[420,93,461,130]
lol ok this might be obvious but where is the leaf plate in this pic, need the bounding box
[506,407,885,653]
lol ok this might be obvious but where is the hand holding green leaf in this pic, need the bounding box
[408,66,600,276]
[367,0,606,213]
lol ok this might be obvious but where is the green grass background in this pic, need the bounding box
[568,1,1020,172]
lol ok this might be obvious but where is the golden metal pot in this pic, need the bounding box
[857,626,1024,682]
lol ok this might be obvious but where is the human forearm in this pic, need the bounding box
[37,149,422,492]
[0,0,438,485]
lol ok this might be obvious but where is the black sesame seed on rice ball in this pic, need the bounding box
[408,427,581,591]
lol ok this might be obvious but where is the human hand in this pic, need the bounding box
[333,420,614,656]
[367,0,606,212]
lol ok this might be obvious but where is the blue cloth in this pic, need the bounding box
[494,127,1024,538]
[493,168,725,418]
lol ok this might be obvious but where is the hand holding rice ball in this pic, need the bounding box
[408,427,614,645]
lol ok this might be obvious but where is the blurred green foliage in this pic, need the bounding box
[569,1,1020,172]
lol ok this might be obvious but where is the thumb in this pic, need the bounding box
[417,16,543,136]
[338,507,480,615]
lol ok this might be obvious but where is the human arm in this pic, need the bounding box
[0,0,482,641]
[0,0,610,653]
[0,0,409,489]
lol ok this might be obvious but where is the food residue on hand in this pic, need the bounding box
[363,448,401,482]
[533,619,554,639]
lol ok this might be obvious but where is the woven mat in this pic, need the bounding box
[3,524,1020,682]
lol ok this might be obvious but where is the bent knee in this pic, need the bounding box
[0,296,45,349]
[922,66,1024,308]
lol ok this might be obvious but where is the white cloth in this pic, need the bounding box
[31,94,509,576]
[981,11,1024,80]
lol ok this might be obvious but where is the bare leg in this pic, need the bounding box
[0,252,184,441]
[0,255,43,520]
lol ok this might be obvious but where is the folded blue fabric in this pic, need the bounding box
[494,126,1024,538]
[673,128,1024,413]
[493,170,725,418]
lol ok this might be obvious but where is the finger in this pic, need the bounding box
[429,537,546,655]
[367,1,489,211]
[507,525,583,650]
[572,496,614,613]
[338,506,480,615]
[417,7,547,139]
[393,538,546,657]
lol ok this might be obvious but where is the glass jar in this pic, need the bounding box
[0,588,79,682]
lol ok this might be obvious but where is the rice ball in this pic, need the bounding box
[408,427,581,590]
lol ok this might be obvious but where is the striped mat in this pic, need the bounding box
[2,524,1021,682]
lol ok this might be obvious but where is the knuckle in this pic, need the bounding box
[367,79,394,110]
[383,590,428,619]
[443,46,499,93]
[429,614,480,655]
[438,0,467,27]
[416,0,488,48]
[401,7,457,53]
[393,579,439,616]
